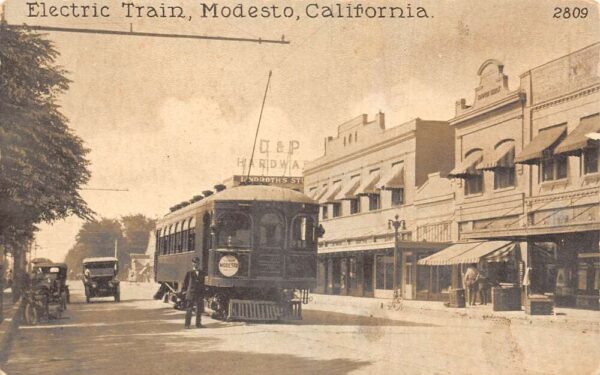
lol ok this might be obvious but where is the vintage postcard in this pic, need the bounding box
[0,0,598,374]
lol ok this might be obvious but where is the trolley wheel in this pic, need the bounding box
[24,303,38,326]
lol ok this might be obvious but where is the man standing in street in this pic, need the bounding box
[182,257,206,329]
[463,264,480,306]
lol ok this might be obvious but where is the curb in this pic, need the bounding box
[0,298,24,363]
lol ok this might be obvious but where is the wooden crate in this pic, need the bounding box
[524,295,554,315]
[492,287,521,311]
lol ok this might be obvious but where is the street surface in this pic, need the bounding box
[3,283,599,375]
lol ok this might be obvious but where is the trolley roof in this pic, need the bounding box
[162,185,316,220]
[82,257,118,264]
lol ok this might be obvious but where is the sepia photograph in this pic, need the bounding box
[0,0,598,374]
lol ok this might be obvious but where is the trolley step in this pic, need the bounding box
[228,300,282,321]
[227,300,303,321]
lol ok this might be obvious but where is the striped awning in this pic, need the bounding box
[320,181,342,203]
[515,125,566,164]
[356,170,381,195]
[448,150,483,178]
[313,185,328,202]
[335,176,360,200]
[417,241,516,266]
[554,114,600,155]
[379,163,405,190]
[477,142,515,170]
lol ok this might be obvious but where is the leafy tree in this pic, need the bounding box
[0,24,92,283]
[64,216,155,279]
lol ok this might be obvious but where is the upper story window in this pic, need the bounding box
[216,212,251,248]
[391,189,404,206]
[321,205,329,220]
[259,212,285,249]
[350,197,361,214]
[368,194,380,211]
[290,215,316,250]
[541,150,568,182]
[448,149,483,196]
[583,145,599,174]
[490,140,516,190]
[332,202,341,217]
[464,172,483,195]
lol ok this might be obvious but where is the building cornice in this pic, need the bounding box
[450,91,525,126]
[304,129,416,176]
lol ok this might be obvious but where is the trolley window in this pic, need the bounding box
[259,212,285,249]
[290,215,316,250]
[216,212,251,248]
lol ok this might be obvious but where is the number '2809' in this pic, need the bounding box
[553,7,588,18]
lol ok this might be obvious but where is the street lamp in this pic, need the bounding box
[388,215,405,299]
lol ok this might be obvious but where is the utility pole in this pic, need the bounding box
[114,239,118,259]
[388,215,405,299]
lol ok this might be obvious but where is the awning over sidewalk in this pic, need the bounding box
[417,241,516,266]
[554,114,600,155]
[379,163,405,189]
[514,125,566,164]
[477,141,515,170]
[335,176,360,200]
[448,150,483,178]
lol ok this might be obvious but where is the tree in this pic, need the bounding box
[64,219,123,277]
[64,215,155,279]
[0,24,92,285]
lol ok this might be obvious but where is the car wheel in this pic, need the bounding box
[24,303,38,326]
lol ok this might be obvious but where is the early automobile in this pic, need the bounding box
[24,263,70,324]
[82,257,120,303]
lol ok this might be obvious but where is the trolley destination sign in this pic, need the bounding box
[233,175,303,189]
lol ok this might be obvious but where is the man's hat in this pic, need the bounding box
[192,257,200,264]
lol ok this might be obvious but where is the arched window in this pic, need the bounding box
[167,225,174,254]
[290,215,315,250]
[216,212,251,248]
[188,217,196,252]
[259,212,285,249]
[175,222,183,253]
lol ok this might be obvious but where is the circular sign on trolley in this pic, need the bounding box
[218,255,240,277]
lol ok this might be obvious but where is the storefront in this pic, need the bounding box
[418,241,523,302]
[317,241,447,300]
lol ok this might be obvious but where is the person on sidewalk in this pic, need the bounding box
[463,264,480,306]
[182,257,206,329]
[477,270,491,305]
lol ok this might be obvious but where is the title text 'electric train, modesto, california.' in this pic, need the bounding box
[153,184,323,321]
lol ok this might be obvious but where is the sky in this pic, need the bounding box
[3,0,599,261]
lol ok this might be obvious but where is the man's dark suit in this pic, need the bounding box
[182,268,206,328]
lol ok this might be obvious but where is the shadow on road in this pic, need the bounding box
[291,310,436,327]
[6,302,373,375]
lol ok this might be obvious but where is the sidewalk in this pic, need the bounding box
[0,289,24,363]
[305,293,600,328]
